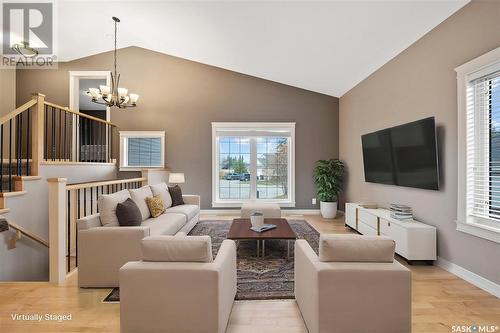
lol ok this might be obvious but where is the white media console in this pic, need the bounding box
[345,203,437,263]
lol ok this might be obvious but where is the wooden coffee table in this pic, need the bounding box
[227,218,297,258]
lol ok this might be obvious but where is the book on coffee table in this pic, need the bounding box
[250,224,277,233]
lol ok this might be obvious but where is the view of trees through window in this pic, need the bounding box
[218,136,289,201]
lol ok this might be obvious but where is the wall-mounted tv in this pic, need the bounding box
[361,117,439,190]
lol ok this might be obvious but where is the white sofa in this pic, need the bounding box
[120,235,237,333]
[77,183,200,288]
[295,234,411,333]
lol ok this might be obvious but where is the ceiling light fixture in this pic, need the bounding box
[12,41,38,58]
[87,17,139,109]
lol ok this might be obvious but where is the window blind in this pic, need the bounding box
[467,70,500,222]
[127,137,162,167]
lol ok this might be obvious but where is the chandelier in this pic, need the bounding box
[87,17,139,108]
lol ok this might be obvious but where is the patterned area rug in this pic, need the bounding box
[103,219,319,302]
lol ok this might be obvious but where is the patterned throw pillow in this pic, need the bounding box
[146,195,166,218]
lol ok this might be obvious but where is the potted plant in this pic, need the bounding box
[313,159,345,218]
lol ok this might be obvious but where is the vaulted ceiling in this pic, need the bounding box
[58,0,469,97]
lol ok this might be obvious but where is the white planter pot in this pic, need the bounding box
[320,201,338,219]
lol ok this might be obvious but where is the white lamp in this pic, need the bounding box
[168,173,185,185]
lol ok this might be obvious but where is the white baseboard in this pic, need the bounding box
[200,209,239,216]
[435,256,500,298]
[200,209,321,216]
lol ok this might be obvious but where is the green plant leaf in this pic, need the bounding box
[312,159,344,202]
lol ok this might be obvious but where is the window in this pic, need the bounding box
[119,131,165,171]
[212,123,295,207]
[456,47,500,243]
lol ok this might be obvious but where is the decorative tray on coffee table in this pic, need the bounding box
[250,224,277,233]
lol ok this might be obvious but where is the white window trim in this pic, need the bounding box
[455,46,500,243]
[211,122,296,208]
[119,131,165,172]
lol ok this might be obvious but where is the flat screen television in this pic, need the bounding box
[361,117,439,190]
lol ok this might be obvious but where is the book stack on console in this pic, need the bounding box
[389,204,413,221]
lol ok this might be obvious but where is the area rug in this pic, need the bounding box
[103,219,319,302]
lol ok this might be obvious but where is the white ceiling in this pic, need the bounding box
[57,0,469,97]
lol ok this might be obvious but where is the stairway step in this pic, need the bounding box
[0,191,27,198]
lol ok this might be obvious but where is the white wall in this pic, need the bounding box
[0,164,116,281]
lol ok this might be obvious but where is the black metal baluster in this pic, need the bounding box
[104,124,109,162]
[58,109,62,160]
[63,110,67,161]
[52,106,55,161]
[83,116,86,162]
[26,108,30,175]
[0,124,3,192]
[17,114,21,176]
[94,121,97,162]
[78,116,82,162]
[92,121,96,162]
[83,188,87,216]
[90,119,93,162]
[90,187,93,214]
[9,119,12,191]
[19,113,23,175]
[67,190,71,273]
[44,105,48,159]
[88,120,92,162]
[86,118,90,162]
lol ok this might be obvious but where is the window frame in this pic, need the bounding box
[119,131,165,171]
[455,46,500,243]
[212,122,296,208]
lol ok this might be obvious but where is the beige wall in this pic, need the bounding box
[0,62,16,116]
[16,47,339,209]
[339,0,500,284]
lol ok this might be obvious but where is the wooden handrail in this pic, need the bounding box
[7,220,49,248]
[44,101,116,126]
[0,99,37,126]
[66,177,146,190]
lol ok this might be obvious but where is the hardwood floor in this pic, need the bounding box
[0,214,498,333]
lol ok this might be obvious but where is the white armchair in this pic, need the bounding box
[295,234,411,333]
[120,235,237,333]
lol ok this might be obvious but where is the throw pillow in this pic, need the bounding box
[150,182,173,208]
[129,185,154,221]
[146,195,166,218]
[97,189,131,226]
[168,185,185,207]
[116,198,142,227]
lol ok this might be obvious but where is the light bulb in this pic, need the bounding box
[100,85,111,95]
[129,93,139,103]
[118,88,128,97]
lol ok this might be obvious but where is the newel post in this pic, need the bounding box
[48,177,68,284]
[31,93,45,176]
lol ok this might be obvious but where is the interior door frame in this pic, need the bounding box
[69,71,111,162]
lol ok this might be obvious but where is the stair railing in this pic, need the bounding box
[0,98,37,191]
[48,176,147,282]
[0,93,117,193]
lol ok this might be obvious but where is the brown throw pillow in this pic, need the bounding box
[116,198,142,226]
[168,185,185,207]
[146,195,166,218]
